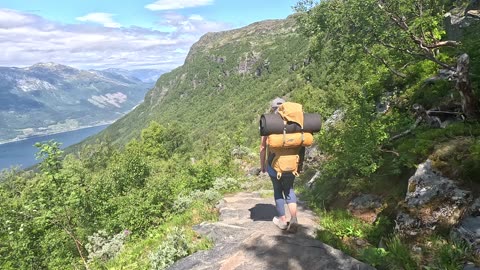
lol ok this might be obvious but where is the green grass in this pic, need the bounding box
[422,235,472,270]
[433,242,469,270]
[385,235,418,270]
[317,210,476,270]
[358,247,389,268]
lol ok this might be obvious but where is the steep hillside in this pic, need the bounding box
[0,63,152,143]
[86,15,308,149]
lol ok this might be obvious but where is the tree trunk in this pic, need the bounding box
[456,53,480,119]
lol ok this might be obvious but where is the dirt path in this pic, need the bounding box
[168,191,375,270]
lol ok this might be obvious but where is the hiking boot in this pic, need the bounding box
[273,216,287,230]
[287,217,298,233]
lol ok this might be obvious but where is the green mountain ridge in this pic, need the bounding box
[82,15,308,150]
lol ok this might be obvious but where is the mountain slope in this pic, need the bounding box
[85,15,309,150]
[0,63,153,143]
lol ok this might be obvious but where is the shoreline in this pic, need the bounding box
[0,122,113,146]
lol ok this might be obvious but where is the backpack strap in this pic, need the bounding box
[277,171,299,180]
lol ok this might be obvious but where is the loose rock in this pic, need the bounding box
[348,194,384,224]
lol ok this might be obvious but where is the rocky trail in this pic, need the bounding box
[168,191,374,270]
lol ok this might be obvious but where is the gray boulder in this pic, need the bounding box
[324,109,344,130]
[247,167,261,177]
[452,216,480,255]
[444,1,480,40]
[395,160,472,236]
[451,198,480,255]
[348,194,385,224]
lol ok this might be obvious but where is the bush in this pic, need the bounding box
[86,230,130,263]
[212,177,240,192]
[149,227,192,270]
[172,194,195,214]
[172,189,222,214]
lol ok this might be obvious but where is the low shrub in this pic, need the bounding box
[212,177,240,192]
[149,227,192,270]
[86,230,130,263]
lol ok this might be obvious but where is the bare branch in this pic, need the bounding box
[61,226,90,270]
[377,0,457,71]
[423,53,456,71]
[378,40,425,57]
[417,0,423,16]
[377,40,456,71]
[416,0,428,42]
[426,110,463,116]
[400,62,413,70]
[390,117,422,141]
[380,147,400,156]
[426,40,461,48]
[378,2,409,31]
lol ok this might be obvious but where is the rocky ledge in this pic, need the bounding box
[168,191,374,270]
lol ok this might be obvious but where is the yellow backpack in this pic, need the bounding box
[267,102,311,179]
[277,102,304,128]
[268,147,302,179]
[267,133,313,148]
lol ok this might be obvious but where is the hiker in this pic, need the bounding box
[260,97,299,232]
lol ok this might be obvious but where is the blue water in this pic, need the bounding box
[0,125,109,170]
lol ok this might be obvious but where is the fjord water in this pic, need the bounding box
[0,125,108,171]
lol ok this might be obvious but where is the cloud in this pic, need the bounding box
[0,9,230,70]
[76,13,121,28]
[0,9,40,28]
[158,12,229,35]
[146,0,213,11]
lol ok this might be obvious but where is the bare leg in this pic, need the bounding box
[287,203,297,219]
[286,203,298,232]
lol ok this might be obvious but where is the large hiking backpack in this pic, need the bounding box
[265,102,315,179]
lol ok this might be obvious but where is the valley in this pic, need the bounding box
[0,63,163,143]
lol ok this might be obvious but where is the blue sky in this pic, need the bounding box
[0,0,299,70]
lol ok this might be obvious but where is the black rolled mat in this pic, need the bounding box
[259,113,322,136]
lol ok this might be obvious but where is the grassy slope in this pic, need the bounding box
[76,15,308,152]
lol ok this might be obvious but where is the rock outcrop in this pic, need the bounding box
[452,198,480,255]
[168,192,374,270]
[444,0,480,40]
[395,160,472,236]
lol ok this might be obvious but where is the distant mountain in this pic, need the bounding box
[100,68,166,83]
[0,62,153,143]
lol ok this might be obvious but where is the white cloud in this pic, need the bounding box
[159,12,228,34]
[0,9,37,28]
[146,0,213,11]
[0,9,230,70]
[76,13,121,28]
[189,15,203,21]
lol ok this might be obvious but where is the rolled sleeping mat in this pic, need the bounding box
[260,113,322,136]
[267,132,314,148]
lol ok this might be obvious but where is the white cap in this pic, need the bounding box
[270,97,285,109]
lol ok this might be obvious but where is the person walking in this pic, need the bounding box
[260,97,299,232]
